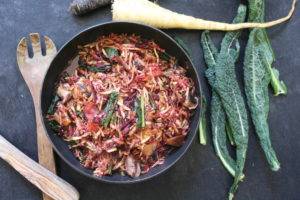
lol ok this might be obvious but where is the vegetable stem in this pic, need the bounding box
[199,95,207,145]
[268,66,288,96]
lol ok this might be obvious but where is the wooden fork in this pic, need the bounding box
[15,33,79,200]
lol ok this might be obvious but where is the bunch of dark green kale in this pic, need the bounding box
[199,0,288,199]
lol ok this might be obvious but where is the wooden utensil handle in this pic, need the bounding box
[34,94,57,200]
[0,135,79,200]
[35,105,56,173]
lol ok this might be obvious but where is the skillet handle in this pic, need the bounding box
[0,135,79,200]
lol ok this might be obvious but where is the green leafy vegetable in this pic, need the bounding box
[75,109,83,118]
[201,30,238,177]
[202,5,248,200]
[78,58,111,72]
[110,113,117,125]
[199,94,207,145]
[248,0,287,96]
[48,120,61,133]
[101,92,119,127]
[81,65,111,73]
[47,95,60,115]
[158,51,171,61]
[244,0,281,171]
[269,65,288,96]
[212,93,238,176]
[104,47,119,59]
[68,139,77,147]
[136,94,145,128]
[216,6,248,200]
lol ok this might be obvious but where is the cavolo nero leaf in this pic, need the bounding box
[244,0,282,172]
[78,58,111,73]
[244,29,280,171]
[136,94,145,128]
[84,65,111,73]
[47,95,60,115]
[158,51,171,61]
[104,47,119,59]
[211,92,246,179]
[48,120,61,133]
[201,31,239,176]
[101,92,119,128]
[204,5,249,200]
[248,0,287,96]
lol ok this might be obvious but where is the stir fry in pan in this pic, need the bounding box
[47,34,197,177]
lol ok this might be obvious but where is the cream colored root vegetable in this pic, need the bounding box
[112,0,297,31]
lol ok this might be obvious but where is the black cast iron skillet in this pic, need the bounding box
[41,21,201,183]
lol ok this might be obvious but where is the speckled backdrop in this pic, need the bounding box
[0,0,299,200]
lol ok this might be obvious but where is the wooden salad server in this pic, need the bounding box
[14,33,79,200]
[0,135,79,200]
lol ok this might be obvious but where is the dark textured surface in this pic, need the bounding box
[0,0,299,199]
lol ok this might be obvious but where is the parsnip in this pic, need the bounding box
[112,0,296,31]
